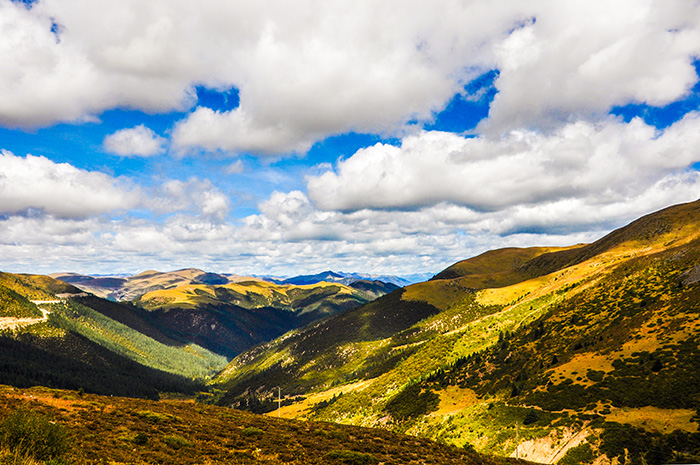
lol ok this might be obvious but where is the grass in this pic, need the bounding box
[136,280,368,314]
[48,300,227,379]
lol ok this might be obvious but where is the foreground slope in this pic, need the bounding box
[0,385,529,465]
[214,199,700,463]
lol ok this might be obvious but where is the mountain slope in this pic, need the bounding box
[133,279,396,358]
[0,272,224,396]
[0,385,530,465]
[51,268,238,301]
[213,199,700,463]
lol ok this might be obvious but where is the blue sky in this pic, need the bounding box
[1,0,700,277]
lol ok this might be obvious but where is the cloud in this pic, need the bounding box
[225,160,244,174]
[2,0,699,153]
[0,151,229,222]
[149,178,230,221]
[307,114,700,216]
[103,125,166,157]
[483,0,700,133]
[171,107,317,156]
[0,150,139,218]
[0,0,195,128]
[1,0,522,151]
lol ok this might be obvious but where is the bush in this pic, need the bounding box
[325,450,378,464]
[162,434,191,449]
[240,427,264,438]
[559,442,594,465]
[132,432,148,445]
[0,409,69,461]
[523,408,539,425]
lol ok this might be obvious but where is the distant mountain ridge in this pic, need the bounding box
[52,268,407,301]
[261,270,421,287]
[50,268,248,301]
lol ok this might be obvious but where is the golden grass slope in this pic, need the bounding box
[136,280,365,312]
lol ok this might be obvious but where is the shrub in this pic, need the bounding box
[559,442,594,465]
[162,434,191,449]
[0,409,69,461]
[523,408,539,425]
[240,427,264,438]
[132,432,148,445]
[325,450,378,464]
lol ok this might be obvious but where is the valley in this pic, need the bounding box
[0,200,699,464]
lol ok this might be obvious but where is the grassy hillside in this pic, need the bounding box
[48,299,227,379]
[0,385,530,465]
[133,279,393,358]
[52,268,237,301]
[214,199,700,464]
[136,280,383,314]
[0,272,223,397]
[0,272,81,300]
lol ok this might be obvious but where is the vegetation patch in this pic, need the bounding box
[162,434,191,449]
[558,442,594,465]
[385,384,439,421]
[134,410,180,423]
[0,409,69,461]
[325,450,378,464]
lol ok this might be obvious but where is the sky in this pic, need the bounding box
[2,0,700,278]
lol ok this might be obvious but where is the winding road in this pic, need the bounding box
[0,299,60,331]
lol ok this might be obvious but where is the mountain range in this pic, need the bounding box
[51,268,409,301]
[212,199,700,464]
[1,199,699,464]
[0,269,398,398]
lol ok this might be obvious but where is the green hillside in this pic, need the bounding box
[0,272,220,397]
[0,270,395,399]
[213,199,700,464]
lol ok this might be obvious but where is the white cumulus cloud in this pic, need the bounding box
[103,125,166,157]
[307,114,700,215]
[1,0,698,154]
[0,150,140,218]
[483,0,700,134]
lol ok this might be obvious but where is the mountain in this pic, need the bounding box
[212,199,700,464]
[265,270,412,287]
[134,279,396,357]
[50,268,245,301]
[0,385,529,465]
[0,272,396,400]
[53,268,405,301]
[46,269,398,359]
[0,272,213,398]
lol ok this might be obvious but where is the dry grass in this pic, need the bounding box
[0,385,524,465]
[267,379,375,419]
[432,386,479,416]
[606,406,699,434]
